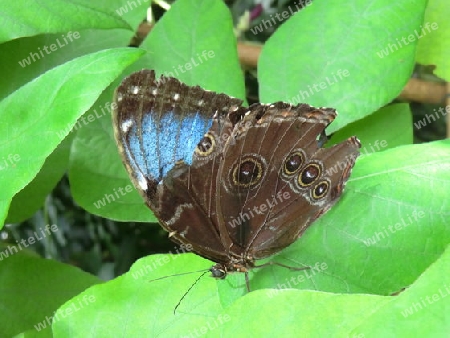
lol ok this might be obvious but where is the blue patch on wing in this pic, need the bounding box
[127,111,212,181]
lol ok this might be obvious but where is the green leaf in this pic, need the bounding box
[51,246,450,337]
[0,247,102,337]
[6,133,74,223]
[221,291,388,338]
[354,244,450,337]
[52,254,220,336]
[222,245,450,337]
[0,0,130,44]
[416,0,450,81]
[143,0,246,99]
[0,30,135,99]
[13,329,50,337]
[0,0,151,99]
[0,48,144,227]
[258,0,427,132]
[331,103,413,152]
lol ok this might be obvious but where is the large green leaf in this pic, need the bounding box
[416,0,450,81]
[0,0,150,99]
[0,48,144,226]
[52,245,450,337]
[331,103,413,151]
[259,0,427,132]
[222,245,450,337]
[0,248,102,337]
[0,0,130,44]
[143,0,245,98]
[0,29,134,99]
[6,133,74,223]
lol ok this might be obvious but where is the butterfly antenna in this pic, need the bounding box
[254,261,310,272]
[173,270,209,315]
[148,268,210,283]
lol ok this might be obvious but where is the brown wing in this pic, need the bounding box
[216,103,360,259]
[113,69,243,263]
[157,115,237,263]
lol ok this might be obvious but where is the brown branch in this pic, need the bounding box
[237,42,448,106]
[398,78,446,104]
[238,42,261,68]
[136,15,447,107]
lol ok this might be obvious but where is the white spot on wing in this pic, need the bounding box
[137,174,148,191]
[130,86,140,94]
[121,119,133,132]
[173,93,180,101]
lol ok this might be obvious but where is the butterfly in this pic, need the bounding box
[112,70,360,288]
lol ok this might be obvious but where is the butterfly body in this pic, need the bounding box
[113,70,360,281]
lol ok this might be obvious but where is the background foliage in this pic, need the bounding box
[0,0,449,336]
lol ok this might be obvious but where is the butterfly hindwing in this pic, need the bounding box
[216,103,360,259]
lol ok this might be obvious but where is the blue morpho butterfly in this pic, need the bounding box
[112,70,360,289]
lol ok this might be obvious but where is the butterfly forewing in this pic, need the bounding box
[114,70,216,197]
[113,70,244,264]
